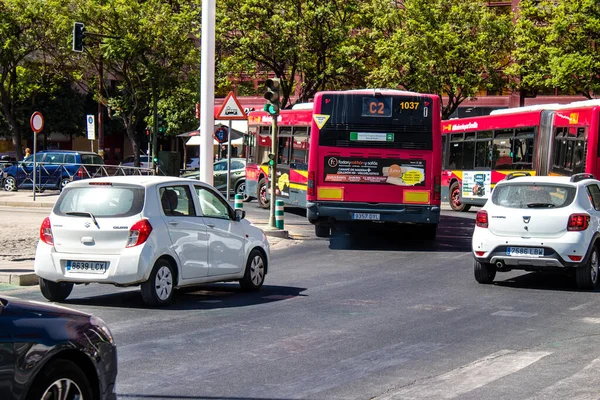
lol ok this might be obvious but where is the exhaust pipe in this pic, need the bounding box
[496,260,504,269]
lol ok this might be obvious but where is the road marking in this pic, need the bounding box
[526,357,600,400]
[491,310,538,318]
[410,304,458,312]
[570,301,597,310]
[377,350,551,400]
[581,317,600,324]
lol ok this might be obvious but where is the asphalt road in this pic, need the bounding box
[6,204,600,400]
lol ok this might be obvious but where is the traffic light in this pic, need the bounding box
[157,114,165,134]
[263,78,281,115]
[268,153,275,166]
[153,156,159,164]
[72,22,85,52]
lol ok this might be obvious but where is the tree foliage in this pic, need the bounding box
[369,0,513,119]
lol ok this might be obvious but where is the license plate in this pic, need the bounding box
[352,213,380,220]
[506,247,544,257]
[66,261,108,274]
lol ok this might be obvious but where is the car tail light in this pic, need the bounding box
[433,175,441,201]
[77,167,84,178]
[476,210,488,228]
[307,171,315,198]
[475,210,488,228]
[475,251,485,256]
[126,219,153,248]
[568,255,583,261]
[40,217,54,245]
[567,213,590,231]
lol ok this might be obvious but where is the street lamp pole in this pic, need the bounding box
[199,0,215,185]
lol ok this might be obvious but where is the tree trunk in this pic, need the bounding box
[1,102,24,160]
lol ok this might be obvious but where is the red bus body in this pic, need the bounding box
[307,89,442,237]
[441,100,600,211]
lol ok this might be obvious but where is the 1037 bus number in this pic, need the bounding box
[400,101,420,110]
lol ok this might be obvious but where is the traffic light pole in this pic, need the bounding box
[268,116,278,228]
[152,94,158,172]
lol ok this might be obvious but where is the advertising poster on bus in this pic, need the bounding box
[462,171,492,199]
[323,157,425,186]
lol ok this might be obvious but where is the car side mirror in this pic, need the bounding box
[234,208,246,221]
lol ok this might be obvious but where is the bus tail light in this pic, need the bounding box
[476,210,488,228]
[567,214,589,231]
[40,217,54,245]
[433,175,441,201]
[126,220,153,247]
[307,171,315,197]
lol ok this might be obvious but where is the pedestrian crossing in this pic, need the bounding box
[376,350,600,400]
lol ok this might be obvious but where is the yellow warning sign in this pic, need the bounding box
[313,114,330,129]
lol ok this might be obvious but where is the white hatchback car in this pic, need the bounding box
[35,176,270,306]
[472,173,600,290]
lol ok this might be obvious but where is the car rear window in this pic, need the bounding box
[55,185,145,217]
[80,154,104,165]
[491,183,576,209]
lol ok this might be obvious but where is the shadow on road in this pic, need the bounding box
[119,395,297,400]
[328,215,474,252]
[63,284,307,310]
[492,271,594,292]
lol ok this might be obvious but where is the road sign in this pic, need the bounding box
[214,126,228,143]
[30,112,44,133]
[215,91,247,120]
[86,115,96,140]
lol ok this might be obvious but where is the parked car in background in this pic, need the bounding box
[121,155,151,168]
[0,295,117,400]
[1,150,104,192]
[472,173,600,290]
[182,158,248,200]
[34,175,270,306]
[0,152,17,174]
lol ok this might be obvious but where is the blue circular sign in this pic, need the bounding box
[214,127,228,143]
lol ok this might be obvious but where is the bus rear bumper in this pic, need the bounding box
[307,201,441,225]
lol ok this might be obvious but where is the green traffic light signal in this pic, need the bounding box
[263,78,281,115]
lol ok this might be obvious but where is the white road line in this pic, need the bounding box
[492,310,538,318]
[377,349,551,400]
[569,301,597,311]
[526,357,600,400]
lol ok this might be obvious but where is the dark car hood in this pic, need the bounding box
[0,296,90,319]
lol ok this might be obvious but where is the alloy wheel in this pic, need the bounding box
[237,182,249,200]
[250,255,265,286]
[155,266,173,301]
[4,177,15,191]
[452,187,461,207]
[41,378,83,400]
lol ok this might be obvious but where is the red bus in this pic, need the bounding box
[306,89,442,238]
[244,104,313,209]
[442,100,600,211]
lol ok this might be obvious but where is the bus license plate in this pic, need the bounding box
[66,261,108,274]
[352,213,380,221]
[506,247,544,257]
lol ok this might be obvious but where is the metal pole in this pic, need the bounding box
[152,94,158,172]
[98,56,104,159]
[32,132,37,202]
[226,120,232,201]
[199,0,215,185]
[269,116,278,228]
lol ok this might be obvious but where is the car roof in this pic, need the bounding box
[497,175,598,186]
[38,150,97,155]
[66,175,211,188]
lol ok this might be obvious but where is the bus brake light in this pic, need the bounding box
[308,171,315,197]
[434,175,441,201]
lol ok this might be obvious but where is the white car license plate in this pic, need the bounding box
[352,213,380,220]
[66,261,108,274]
[506,247,544,257]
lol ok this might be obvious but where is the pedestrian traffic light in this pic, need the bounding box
[157,114,165,134]
[72,22,85,52]
[263,78,281,115]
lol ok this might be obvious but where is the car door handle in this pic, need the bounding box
[168,221,178,226]
[207,223,215,228]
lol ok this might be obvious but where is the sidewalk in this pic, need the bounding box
[0,190,59,208]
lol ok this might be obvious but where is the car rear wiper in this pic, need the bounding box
[526,203,555,208]
[65,211,100,229]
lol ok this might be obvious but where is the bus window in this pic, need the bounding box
[292,127,309,167]
[512,128,534,170]
[449,134,463,169]
[475,131,493,169]
[493,130,514,169]
[278,137,292,165]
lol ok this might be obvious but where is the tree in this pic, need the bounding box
[369,0,513,119]
[0,0,71,160]
[217,0,368,107]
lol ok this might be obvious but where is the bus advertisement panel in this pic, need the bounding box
[306,89,442,238]
[244,106,313,209]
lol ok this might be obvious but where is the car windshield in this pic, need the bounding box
[491,183,576,209]
[55,185,145,217]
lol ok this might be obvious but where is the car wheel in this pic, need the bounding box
[257,177,269,209]
[240,249,266,291]
[60,178,71,191]
[141,258,176,306]
[3,176,17,192]
[576,246,599,290]
[474,259,496,284]
[450,181,471,212]
[235,180,251,202]
[315,224,331,238]
[26,359,94,400]
[39,278,74,302]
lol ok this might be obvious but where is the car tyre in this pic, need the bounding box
[235,180,251,202]
[257,177,269,209]
[576,246,599,290]
[315,224,331,238]
[141,258,176,306]
[474,259,496,284]
[60,178,71,191]
[26,359,93,400]
[240,249,266,291]
[450,181,471,212]
[3,176,17,192]
[39,278,74,302]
